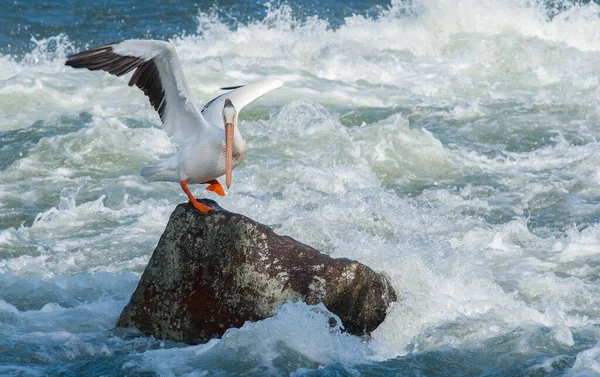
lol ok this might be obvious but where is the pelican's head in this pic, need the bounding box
[223,98,237,189]
[222,98,237,126]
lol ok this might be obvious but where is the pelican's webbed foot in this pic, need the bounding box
[180,180,214,214]
[204,179,226,197]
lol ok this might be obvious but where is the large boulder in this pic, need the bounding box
[117,199,396,343]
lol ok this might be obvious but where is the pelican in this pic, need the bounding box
[65,40,283,213]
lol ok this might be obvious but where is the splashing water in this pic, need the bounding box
[2,0,600,375]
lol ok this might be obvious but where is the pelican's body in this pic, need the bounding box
[66,39,282,212]
[141,121,247,184]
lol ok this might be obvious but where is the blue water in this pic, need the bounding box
[1,0,386,56]
[3,0,600,376]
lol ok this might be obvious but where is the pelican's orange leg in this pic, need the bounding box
[204,179,226,197]
[180,180,214,213]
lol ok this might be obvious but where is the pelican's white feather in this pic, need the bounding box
[202,78,284,127]
[70,39,206,143]
[112,40,208,143]
[66,39,283,193]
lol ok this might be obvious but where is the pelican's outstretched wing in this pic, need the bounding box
[66,40,207,142]
[202,78,284,127]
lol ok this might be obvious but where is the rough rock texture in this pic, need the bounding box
[117,199,396,343]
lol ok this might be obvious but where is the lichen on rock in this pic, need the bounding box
[117,199,396,343]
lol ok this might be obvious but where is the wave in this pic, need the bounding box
[1,1,598,123]
[3,1,600,67]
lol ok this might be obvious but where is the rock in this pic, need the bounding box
[117,199,396,343]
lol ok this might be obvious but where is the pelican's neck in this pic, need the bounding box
[232,123,248,163]
[233,123,245,148]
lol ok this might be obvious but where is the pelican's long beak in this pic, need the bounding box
[225,123,234,189]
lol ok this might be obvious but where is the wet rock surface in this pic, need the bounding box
[117,199,397,343]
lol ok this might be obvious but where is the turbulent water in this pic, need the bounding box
[2,0,600,375]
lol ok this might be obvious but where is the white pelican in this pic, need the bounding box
[65,40,283,213]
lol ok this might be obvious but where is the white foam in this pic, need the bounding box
[1,186,173,276]
[0,35,81,131]
[352,114,456,184]
[2,1,600,373]
[447,100,486,120]
[0,299,20,316]
[569,344,600,377]
[553,325,574,347]
[140,302,378,375]
[2,0,599,137]
[557,225,600,263]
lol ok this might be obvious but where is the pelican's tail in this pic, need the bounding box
[140,165,179,182]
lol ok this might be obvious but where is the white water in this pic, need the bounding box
[2,0,600,375]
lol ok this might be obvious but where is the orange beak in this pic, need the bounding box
[225,123,234,189]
